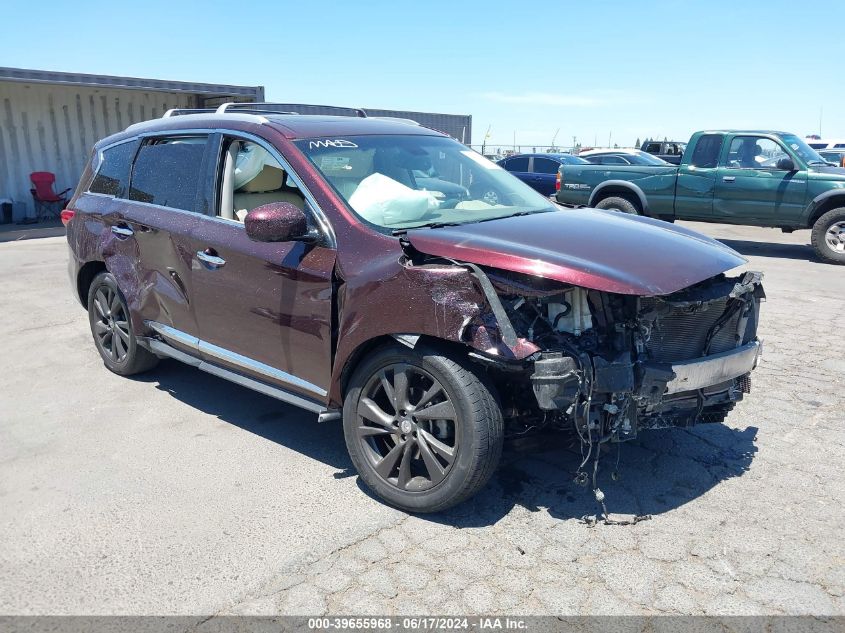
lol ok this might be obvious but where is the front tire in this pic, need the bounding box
[595,196,639,214]
[811,207,845,265]
[342,345,503,513]
[87,272,159,376]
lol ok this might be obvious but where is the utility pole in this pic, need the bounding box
[482,124,491,155]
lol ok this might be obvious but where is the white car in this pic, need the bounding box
[805,138,845,150]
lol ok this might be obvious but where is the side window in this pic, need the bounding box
[89,141,137,196]
[599,155,627,165]
[645,143,662,153]
[689,134,723,169]
[218,138,305,222]
[532,157,561,174]
[726,137,787,169]
[129,137,207,211]
[835,144,845,149]
[504,156,529,172]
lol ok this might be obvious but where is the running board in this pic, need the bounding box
[141,338,327,414]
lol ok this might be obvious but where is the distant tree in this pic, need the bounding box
[635,137,641,147]
[614,143,619,148]
[664,136,668,142]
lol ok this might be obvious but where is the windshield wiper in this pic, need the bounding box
[808,160,828,166]
[474,209,551,224]
[391,221,465,236]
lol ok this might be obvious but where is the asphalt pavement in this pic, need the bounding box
[0,223,843,616]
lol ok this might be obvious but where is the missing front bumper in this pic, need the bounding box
[665,340,761,394]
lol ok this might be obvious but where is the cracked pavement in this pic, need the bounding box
[0,223,843,616]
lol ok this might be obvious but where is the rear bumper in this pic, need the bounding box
[665,340,761,394]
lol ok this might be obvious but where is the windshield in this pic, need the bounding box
[294,135,556,232]
[779,134,827,165]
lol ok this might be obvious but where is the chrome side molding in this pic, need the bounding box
[144,320,328,399]
[143,337,326,414]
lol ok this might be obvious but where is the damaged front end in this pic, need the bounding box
[481,268,765,443]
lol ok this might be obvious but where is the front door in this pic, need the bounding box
[188,135,336,402]
[714,136,807,224]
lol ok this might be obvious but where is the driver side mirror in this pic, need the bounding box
[244,202,315,243]
[776,157,796,171]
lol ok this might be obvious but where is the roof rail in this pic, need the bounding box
[162,108,216,118]
[215,102,368,118]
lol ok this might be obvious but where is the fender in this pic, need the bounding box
[588,180,650,214]
[803,188,845,227]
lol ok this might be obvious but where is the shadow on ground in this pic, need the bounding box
[137,359,758,527]
[717,237,817,262]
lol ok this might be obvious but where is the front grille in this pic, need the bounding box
[641,297,741,363]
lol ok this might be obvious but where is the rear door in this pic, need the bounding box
[500,156,531,187]
[674,134,722,220]
[95,135,211,348]
[186,133,337,403]
[714,135,807,224]
[530,157,563,195]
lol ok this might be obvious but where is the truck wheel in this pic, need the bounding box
[811,208,845,265]
[595,196,639,214]
[87,272,160,375]
[342,344,503,513]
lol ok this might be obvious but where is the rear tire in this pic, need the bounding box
[342,344,503,513]
[87,272,159,376]
[811,207,845,265]
[594,196,639,214]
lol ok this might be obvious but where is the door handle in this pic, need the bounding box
[722,176,736,183]
[111,224,134,238]
[196,249,226,269]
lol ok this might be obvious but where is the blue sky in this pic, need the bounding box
[3,0,843,147]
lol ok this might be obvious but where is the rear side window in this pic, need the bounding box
[644,143,662,153]
[129,137,208,211]
[503,156,529,172]
[690,134,723,168]
[89,141,137,196]
[532,157,561,174]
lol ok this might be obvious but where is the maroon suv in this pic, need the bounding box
[65,105,764,512]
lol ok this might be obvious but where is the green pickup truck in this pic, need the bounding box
[555,130,845,264]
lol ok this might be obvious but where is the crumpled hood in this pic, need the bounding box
[405,208,747,296]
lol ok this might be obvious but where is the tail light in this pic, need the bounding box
[60,209,75,226]
[555,171,561,192]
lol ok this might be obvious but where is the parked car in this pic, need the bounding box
[498,153,588,195]
[556,130,845,264]
[641,140,687,165]
[805,138,845,150]
[819,149,845,168]
[578,149,670,166]
[63,108,764,512]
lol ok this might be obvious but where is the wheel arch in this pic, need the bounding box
[335,333,477,405]
[76,260,108,307]
[807,191,845,228]
[589,180,648,214]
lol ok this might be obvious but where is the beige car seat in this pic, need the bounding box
[233,164,305,221]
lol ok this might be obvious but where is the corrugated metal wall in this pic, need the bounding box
[0,82,196,215]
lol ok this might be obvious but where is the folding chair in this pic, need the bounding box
[30,172,72,221]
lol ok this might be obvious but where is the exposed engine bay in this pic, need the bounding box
[481,268,764,442]
[398,241,764,520]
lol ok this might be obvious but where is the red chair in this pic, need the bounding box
[30,172,72,221]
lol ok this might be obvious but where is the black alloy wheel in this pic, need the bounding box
[87,272,159,376]
[355,363,458,492]
[343,345,503,513]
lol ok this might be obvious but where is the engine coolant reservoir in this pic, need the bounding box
[548,288,593,336]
